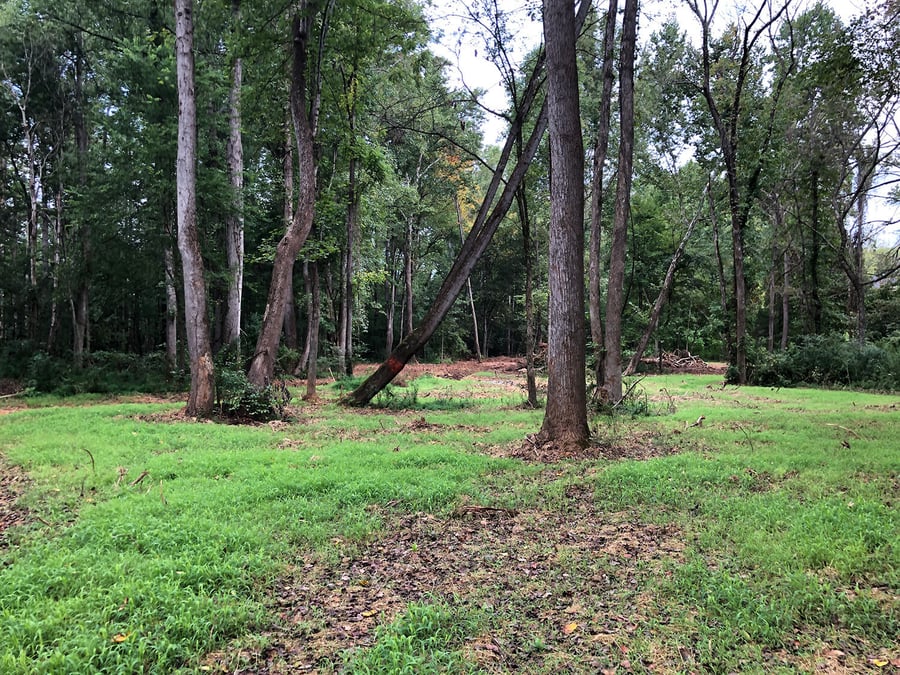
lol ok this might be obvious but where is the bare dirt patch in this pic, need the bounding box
[0,457,31,548]
[203,484,685,673]
[487,428,681,464]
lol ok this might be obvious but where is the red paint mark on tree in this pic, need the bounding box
[386,356,404,374]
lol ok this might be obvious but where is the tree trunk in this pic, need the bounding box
[455,195,481,361]
[624,183,702,376]
[589,0,618,392]
[343,0,590,407]
[247,6,322,387]
[517,183,538,407]
[384,240,396,358]
[601,0,638,405]
[305,260,321,400]
[175,0,215,416]
[539,0,589,448]
[222,0,244,355]
[781,250,790,350]
[344,102,551,406]
[709,185,733,362]
[164,232,178,372]
[403,217,415,340]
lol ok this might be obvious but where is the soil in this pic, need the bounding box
[203,483,687,674]
[0,458,30,549]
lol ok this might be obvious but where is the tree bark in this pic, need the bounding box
[589,0,618,392]
[247,5,323,387]
[781,250,790,350]
[175,0,215,416]
[222,0,244,355]
[539,0,589,448]
[601,0,638,405]
[516,183,538,407]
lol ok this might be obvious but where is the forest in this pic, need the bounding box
[1,0,899,418]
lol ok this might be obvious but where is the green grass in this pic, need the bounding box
[0,373,897,673]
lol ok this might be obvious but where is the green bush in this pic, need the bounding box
[215,368,291,421]
[744,335,900,390]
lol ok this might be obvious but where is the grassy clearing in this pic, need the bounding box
[0,372,897,673]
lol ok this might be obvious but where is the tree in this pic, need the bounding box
[247,1,330,388]
[600,0,638,405]
[685,0,794,383]
[175,0,215,415]
[539,0,589,448]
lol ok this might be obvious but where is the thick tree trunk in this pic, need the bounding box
[222,0,244,355]
[601,0,638,405]
[72,36,91,367]
[247,8,320,387]
[175,0,215,416]
[624,187,702,375]
[539,0,589,448]
[589,0,618,392]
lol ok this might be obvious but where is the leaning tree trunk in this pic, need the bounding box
[343,103,550,406]
[455,195,481,361]
[222,0,244,355]
[624,182,703,376]
[247,8,321,387]
[175,0,215,416]
[601,0,638,405]
[343,0,591,407]
[589,0,618,392]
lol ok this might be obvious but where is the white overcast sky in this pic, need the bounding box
[427,0,898,245]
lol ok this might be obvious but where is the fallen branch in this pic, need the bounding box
[0,391,25,399]
[81,448,96,473]
[129,470,149,487]
[824,423,861,439]
[453,505,518,518]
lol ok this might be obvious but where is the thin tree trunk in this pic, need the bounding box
[455,195,481,361]
[517,184,538,407]
[282,265,298,350]
[222,0,244,355]
[539,0,589,448]
[305,260,321,400]
[403,218,414,340]
[589,0,618,392]
[853,177,868,344]
[709,185,732,361]
[781,250,790,350]
[601,0,638,405]
[248,5,326,387]
[385,240,396,358]
[176,0,215,415]
[624,184,703,375]
[164,227,178,372]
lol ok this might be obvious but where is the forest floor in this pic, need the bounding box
[0,363,895,674]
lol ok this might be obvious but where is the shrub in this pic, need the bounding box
[215,368,291,421]
[744,335,899,390]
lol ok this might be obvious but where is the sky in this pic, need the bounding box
[427,0,898,246]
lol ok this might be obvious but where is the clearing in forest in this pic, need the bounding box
[0,363,897,673]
